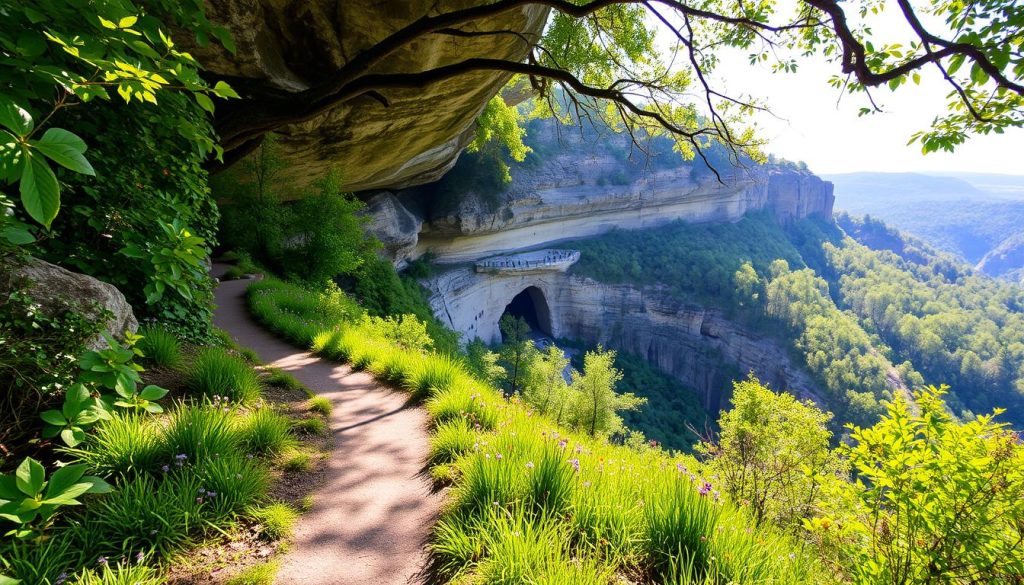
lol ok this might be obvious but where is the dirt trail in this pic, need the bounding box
[212,272,440,584]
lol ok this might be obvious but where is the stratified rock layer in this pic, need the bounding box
[425,268,824,412]
[195,1,549,192]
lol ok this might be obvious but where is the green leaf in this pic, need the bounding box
[212,81,240,99]
[1,225,34,245]
[194,93,215,113]
[15,458,44,496]
[63,383,91,418]
[0,572,21,584]
[19,150,60,228]
[81,475,113,494]
[39,410,67,427]
[15,32,46,57]
[118,16,138,28]
[32,128,94,176]
[139,385,168,401]
[60,427,86,447]
[45,464,86,498]
[145,403,164,414]
[0,475,20,500]
[0,96,33,136]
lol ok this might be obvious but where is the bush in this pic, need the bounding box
[239,408,296,457]
[251,503,299,540]
[186,348,262,403]
[137,325,182,369]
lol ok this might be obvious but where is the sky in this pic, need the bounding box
[651,4,1024,175]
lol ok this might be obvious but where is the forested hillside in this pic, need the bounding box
[571,213,1024,430]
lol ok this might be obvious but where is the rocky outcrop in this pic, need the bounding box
[1,256,138,349]
[425,268,824,412]
[362,192,422,265]
[976,232,1024,280]
[193,1,549,192]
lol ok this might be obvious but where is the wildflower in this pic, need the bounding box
[495,453,503,460]
[135,551,145,563]
[558,439,568,449]
[97,556,108,567]
[55,572,68,585]
[788,553,796,561]
[698,482,713,496]
[196,497,204,504]
[246,453,254,459]
[583,481,591,488]
[525,461,534,469]
[207,490,217,498]
[676,463,687,473]
[567,458,580,472]
[574,445,582,453]
[161,464,170,473]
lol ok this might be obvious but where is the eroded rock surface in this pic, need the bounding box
[195,1,549,192]
[2,256,138,349]
[362,192,422,265]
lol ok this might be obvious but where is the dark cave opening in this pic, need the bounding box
[500,286,552,339]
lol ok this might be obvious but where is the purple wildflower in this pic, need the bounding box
[135,551,145,563]
[161,464,170,473]
[495,453,503,460]
[698,481,713,496]
[567,458,580,472]
[55,572,68,585]
[558,439,568,450]
[97,556,108,567]
[525,461,534,469]
[206,490,217,498]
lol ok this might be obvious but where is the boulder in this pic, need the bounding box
[361,192,422,264]
[193,1,550,193]
[1,256,138,349]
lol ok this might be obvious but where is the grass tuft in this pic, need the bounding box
[292,417,328,436]
[251,503,299,540]
[280,450,314,473]
[67,411,168,476]
[239,407,296,457]
[163,402,241,462]
[186,347,262,403]
[137,325,182,369]
[307,395,332,416]
[225,561,279,585]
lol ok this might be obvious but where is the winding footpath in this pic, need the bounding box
[212,270,441,584]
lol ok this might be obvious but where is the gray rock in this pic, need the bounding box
[361,192,422,265]
[1,256,138,350]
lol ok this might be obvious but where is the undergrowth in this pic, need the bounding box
[246,277,824,583]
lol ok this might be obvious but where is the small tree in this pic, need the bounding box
[498,315,534,394]
[568,347,645,437]
[806,386,1024,584]
[521,343,571,418]
[698,376,846,530]
[466,339,506,386]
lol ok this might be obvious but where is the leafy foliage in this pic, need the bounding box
[0,458,112,539]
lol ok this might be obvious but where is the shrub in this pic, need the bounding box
[163,403,241,462]
[307,396,332,416]
[239,408,296,457]
[251,503,299,540]
[137,325,182,369]
[186,348,262,403]
[68,412,167,476]
[292,417,328,436]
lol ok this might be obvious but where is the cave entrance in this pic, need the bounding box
[501,286,552,339]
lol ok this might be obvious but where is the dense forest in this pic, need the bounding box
[571,213,1024,430]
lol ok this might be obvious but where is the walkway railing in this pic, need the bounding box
[474,249,581,273]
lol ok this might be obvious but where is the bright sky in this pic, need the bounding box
[653,4,1024,175]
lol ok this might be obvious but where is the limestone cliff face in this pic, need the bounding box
[414,163,834,263]
[194,1,549,192]
[425,268,825,411]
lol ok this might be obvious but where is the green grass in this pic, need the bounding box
[163,402,241,462]
[225,561,278,585]
[251,503,299,540]
[280,450,313,473]
[70,562,165,584]
[299,495,315,513]
[137,325,182,369]
[194,455,271,522]
[265,367,309,394]
[186,347,263,403]
[239,407,296,456]
[292,417,328,436]
[66,411,168,476]
[307,395,332,415]
[246,277,824,584]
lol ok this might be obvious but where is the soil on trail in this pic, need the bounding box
[212,271,441,584]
